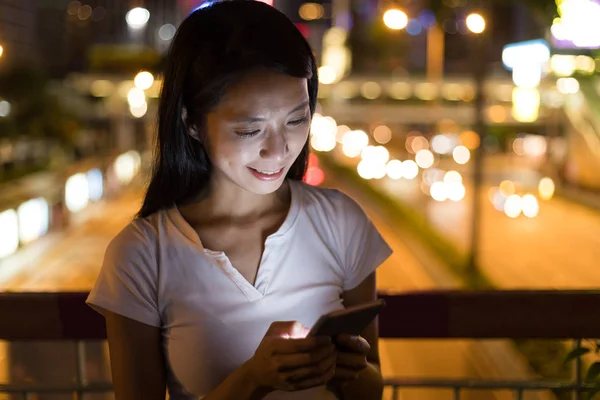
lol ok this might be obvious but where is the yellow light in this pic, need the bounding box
[134,71,154,90]
[538,177,556,200]
[487,105,506,123]
[90,80,114,97]
[299,3,324,20]
[0,45,4,58]
[466,13,485,34]
[459,130,480,150]
[373,125,392,144]
[383,9,408,30]
[318,66,337,84]
[342,130,369,158]
[360,82,382,99]
[499,180,516,196]
[512,87,540,123]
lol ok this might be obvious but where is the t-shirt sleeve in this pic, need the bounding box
[335,192,393,291]
[86,221,161,327]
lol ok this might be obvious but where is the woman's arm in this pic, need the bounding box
[105,311,167,400]
[104,311,276,400]
[338,273,384,400]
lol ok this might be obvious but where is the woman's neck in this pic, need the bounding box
[182,178,291,223]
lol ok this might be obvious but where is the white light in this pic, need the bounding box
[538,177,555,200]
[504,194,522,218]
[126,7,150,29]
[502,40,550,71]
[357,160,374,179]
[0,209,19,259]
[310,132,336,152]
[402,160,419,179]
[446,182,466,201]
[522,134,547,157]
[0,100,11,117]
[134,71,154,90]
[415,149,434,169]
[550,55,576,77]
[342,130,369,158]
[521,194,539,218]
[443,170,462,184]
[466,13,485,34]
[318,66,337,84]
[311,115,337,137]
[130,101,148,118]
[114,152,137,185]
[512,64,542,88]
[383,9,408,30]
[557,77,580,94]
[431,134,455,154]
[158,23,176,41]
[430,181,447,201]
[87,169,104,201]
[17,198,49,245]
[65,173,90,213]
[127,87,146,107]
[453,145,470,164]
[386,159,404,179]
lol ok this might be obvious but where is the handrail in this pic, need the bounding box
[1,290,599,341]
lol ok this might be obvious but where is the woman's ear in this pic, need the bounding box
[182,107,201,141]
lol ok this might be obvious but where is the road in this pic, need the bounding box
[0,179,554,400]
[366,156,600,289]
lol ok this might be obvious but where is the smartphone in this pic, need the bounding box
[308,299,386,338]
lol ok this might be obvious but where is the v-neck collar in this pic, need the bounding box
[166,180,302,300]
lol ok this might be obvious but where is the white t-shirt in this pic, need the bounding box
[87,179,392,399]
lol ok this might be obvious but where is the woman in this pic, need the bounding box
[87,1,392,399]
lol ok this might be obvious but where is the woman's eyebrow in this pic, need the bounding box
[230,101,309,123]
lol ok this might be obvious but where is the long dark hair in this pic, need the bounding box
[137,0,318,218]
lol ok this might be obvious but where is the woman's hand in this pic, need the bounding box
[244,321,337,394]
[327,334,370,391]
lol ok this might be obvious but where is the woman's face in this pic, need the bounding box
[202,70,311,195]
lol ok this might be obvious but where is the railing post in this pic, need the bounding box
[453,386,461,400]
[391,385,399,400]
[573,338,583,400]
[514,388,524,400]
[75,341,88,400]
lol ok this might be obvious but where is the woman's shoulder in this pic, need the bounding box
[106,208,171,257]
[292,180,366,221]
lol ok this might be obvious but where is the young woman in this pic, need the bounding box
[87,1,392,399]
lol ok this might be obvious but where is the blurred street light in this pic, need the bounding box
[466,13,485,34]
[126,7,150,29]
[383,9,408,30]
[134,71,154,90]
[0,45,3,58]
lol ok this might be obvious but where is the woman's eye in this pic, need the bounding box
[235,130,260,138]
[288,117,308,126]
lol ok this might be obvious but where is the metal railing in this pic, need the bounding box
[0,290,599,399]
